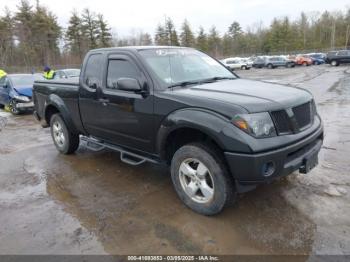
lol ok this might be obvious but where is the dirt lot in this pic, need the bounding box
[0,65,349,256]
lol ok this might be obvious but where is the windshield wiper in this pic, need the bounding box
[167,77,235,89]
[200,76,236,83]
[167,80,201,88]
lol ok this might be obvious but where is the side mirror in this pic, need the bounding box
[117,78,141,92]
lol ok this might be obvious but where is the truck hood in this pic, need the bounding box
[14,86,33,98]
[171,79,312,113]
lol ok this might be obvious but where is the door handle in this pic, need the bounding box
[98,98,109,106]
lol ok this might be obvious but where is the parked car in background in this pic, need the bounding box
[293,55,313,66]
[241,58,254,68]
[221,57,251,70]
[265,56,295,69]
[0,74,35,114]
[307,53,325,65]
[252,57,267,68]
[54,69,81,79]
[325,50,350,66]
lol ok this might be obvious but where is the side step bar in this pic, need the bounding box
[80,136,160,166]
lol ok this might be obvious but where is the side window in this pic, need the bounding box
[84,54,103,87]
[106,59,141,89]
[337,51,349,56]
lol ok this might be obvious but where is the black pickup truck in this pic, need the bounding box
[33,46,323,215]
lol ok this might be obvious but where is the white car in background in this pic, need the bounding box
[221,57,251,70]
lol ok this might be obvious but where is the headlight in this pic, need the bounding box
[232,112,276,138]
[14,95,30,102]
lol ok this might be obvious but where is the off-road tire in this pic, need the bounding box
[170,142,236,215]
[50,113,79,154]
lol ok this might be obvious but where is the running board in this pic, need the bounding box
[80,136,159,166]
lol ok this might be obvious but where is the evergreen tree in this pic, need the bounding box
[196,26,208,52]
[155,24,168,45]
[0,8,15,65]
[207,26,221,56]
[14,0,34,66]
[228,21,243,39]
[180,19,195,47]
[165,18,179,46]
[66,10,85,59]
[81,8,99,49]
[31,5,61,65]
[97,14,112,48]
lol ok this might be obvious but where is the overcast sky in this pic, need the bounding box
[3,0,349,37]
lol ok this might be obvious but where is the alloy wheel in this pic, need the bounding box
[178,158,214,204]
[52,121,66,147]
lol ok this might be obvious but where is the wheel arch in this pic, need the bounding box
[156,108,241,164]
[44,94,79,134]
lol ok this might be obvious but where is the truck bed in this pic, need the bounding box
[33,78,84,133]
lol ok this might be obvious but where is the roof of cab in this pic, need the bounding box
[90,46,191,53]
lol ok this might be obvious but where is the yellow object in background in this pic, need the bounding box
[4,105,10,112]
[0,69,7,78]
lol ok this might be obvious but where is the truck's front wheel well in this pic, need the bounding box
[163,128,224,165]
[45,105,60,126]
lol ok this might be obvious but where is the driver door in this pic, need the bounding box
[79,53,155,153]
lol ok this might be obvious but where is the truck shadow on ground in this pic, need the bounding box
[43,146,315,255]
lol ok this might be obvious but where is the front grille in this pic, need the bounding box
[271,110,292,134]
[293,102,312,130]
[271,100,315,135]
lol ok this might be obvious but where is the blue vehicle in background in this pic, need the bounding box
[0,74,40,115]
[306,53,326,65]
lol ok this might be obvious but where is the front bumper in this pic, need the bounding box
[15,101,34,110]
[224,125,323,193]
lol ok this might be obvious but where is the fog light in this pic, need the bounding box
[262,162,275,177]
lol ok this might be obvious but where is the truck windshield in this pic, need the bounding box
[139,48,235,87]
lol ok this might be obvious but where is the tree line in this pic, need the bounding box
[0,0,349,70]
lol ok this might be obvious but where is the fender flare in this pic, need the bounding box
[156,108,249,159]
[44,94,79,134]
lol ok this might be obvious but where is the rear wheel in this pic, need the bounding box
[241,65,247,70]
[267,64,274,69]
[302,62,308,66]
[331,60,339,66]
[50,113,79,154]
[170,142,236,215]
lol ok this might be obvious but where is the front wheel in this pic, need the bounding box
[170,143,236,215]
[9,99,20,115]
[50,114,80,154]
[267,64,274,69]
